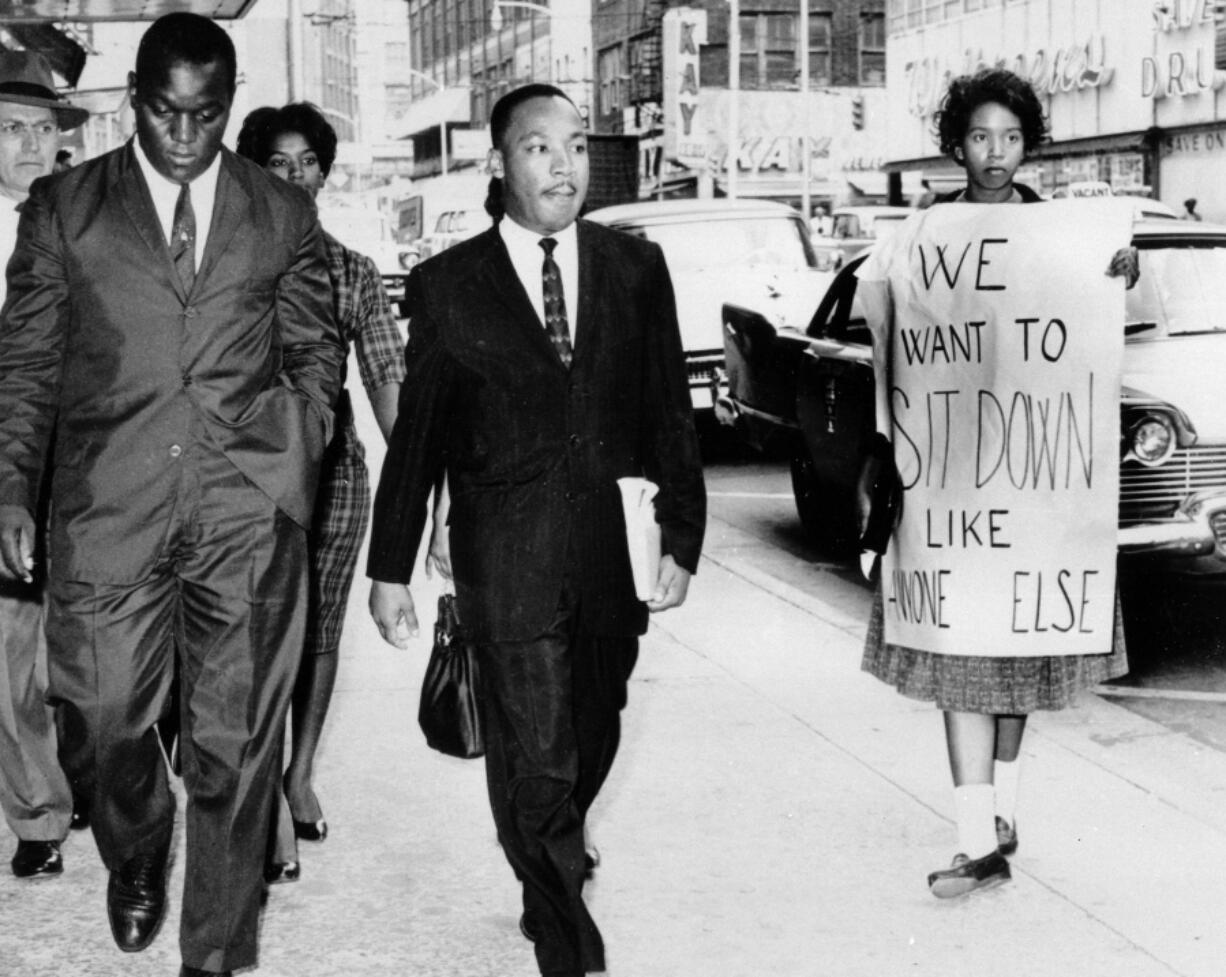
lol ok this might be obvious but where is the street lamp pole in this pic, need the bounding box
[799,0,810,222]
[728,0,739,200]
[405,68,448,177]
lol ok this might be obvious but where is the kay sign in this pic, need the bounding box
[860,200,1134,657]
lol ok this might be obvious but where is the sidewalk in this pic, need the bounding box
[2,506,1225,976]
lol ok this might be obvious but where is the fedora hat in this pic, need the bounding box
[0,51,89,131]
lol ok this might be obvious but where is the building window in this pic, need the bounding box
[598,45,625,117]
[807,12,832,87]
[859,12,885,85]
[740,12,796,90]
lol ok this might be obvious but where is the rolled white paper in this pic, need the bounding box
[616,477,661,602]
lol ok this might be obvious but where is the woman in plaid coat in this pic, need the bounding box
[238,104,448,880]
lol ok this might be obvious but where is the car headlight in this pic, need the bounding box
[1127,413,1177,467]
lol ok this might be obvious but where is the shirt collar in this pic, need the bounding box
[131,136,222,202]
[499,214,578,255]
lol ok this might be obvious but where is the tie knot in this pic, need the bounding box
[539,237,558,258]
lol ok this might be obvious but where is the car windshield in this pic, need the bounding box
[1127,241,1226,336]
[630,215,817,273]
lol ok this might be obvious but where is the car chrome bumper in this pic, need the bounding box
[1118,491,1226,563]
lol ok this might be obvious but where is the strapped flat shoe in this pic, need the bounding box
[927,849,1011,899]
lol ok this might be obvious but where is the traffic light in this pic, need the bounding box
[851,95,865,131]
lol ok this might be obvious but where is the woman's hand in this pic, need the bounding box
[1106,246,1140,289]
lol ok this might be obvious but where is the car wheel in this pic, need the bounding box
[790,446,857,556]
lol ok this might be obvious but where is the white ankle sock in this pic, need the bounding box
[953,784,997,859]
[994,758,1021,827]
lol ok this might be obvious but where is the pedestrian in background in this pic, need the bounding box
[236,101,449,883]
[0,49,88,882]
[856,67,1133,899]
[0,14,342,976]
[1181,197,1203,221]
[368,83,706,977]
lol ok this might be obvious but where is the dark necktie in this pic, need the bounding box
[539,237,573,368]
[171,182,196,292]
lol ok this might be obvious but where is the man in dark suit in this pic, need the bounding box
[0,15,341,977]
[369,84,706,977]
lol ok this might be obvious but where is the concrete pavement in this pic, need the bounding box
[2,505,1226,976]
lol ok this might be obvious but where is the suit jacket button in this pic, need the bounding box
[183,306,197,318]
[169,444,183,458]
[568,434,580,447]
[565,491,575,502]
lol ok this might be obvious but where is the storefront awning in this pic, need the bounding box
[0,0,258,18]
[392,87,473,141]
[4,23,86,86]
[846,171,924,197]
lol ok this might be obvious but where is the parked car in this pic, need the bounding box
[811,205,913,272]
[586,199,830,410]
[416,208,491,262]
[720,219,1226,571]
[318,202,418,316]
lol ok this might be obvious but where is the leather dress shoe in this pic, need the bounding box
[11,840,62,878]
[996,816,1018,856]
[264,859,300,885]
[181,966,232,977]
[927,849,1011,899]
[292,817,327,842]
[107,849,169,952]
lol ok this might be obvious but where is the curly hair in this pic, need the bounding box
[934,69,1049,162]
[235,102,338,178]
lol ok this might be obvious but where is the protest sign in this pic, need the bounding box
[865,199,1134,657]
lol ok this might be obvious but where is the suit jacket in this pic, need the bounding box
[368,220,706,641]
[0,143,343,585]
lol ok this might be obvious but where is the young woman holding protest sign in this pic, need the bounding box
[857,68,1136,899]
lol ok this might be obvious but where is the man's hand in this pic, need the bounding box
[0,504,36,583]
[369,580,420,649]
[425,518,453,581]
[646,555,691,613]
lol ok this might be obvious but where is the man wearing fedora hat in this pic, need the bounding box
[0,49,87,882]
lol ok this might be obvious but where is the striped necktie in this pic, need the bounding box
[171,182,196,292]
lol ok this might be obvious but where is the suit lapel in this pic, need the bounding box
[196,151,249,290]
[476,228,563,366]
[111,144,188,303]
[572,221,603,372]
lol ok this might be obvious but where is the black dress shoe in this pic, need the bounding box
[11,840,62,878]
[927,849,1011,899]
[292,817,327,842]
[263,859,300,885]
[107,849,169,952]
[180,966,232,976]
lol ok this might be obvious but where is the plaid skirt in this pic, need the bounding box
[304,443,370,658]
[861,586,1128,714]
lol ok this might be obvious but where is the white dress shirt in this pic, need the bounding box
[499,215,580,347]
[0,198,20,309]
[132,137,221,272]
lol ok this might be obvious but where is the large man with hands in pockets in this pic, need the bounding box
[368,83,706,977]
[0,14,342,977]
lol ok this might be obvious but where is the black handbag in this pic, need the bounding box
[418,593,485,759]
